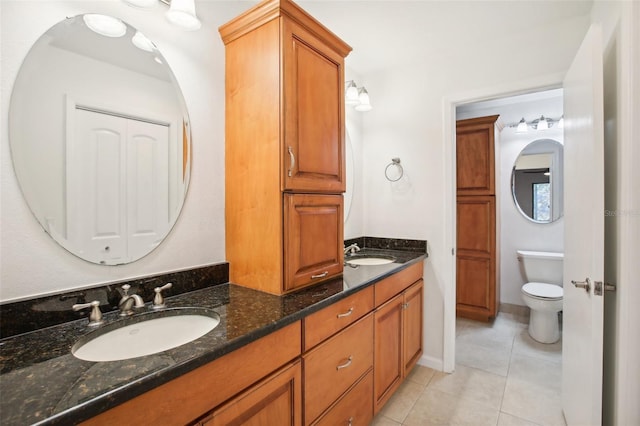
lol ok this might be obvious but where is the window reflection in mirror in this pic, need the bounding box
[511,139,563,223]
[9,14,192,265]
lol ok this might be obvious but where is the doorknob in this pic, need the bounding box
[571,278,591,292]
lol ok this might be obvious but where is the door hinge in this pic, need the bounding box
[594,281,616,296]
[452,248,455,256]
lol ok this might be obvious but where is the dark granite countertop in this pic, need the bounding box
[0,249,425,426]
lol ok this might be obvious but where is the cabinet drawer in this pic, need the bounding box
[312,369,373,426]
[303,314,373,424]
[375,262,423,307]
[304,286,374,351]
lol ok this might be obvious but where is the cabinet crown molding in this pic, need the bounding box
[219,0,352,57]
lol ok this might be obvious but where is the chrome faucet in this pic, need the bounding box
[344,243,361,256]
[118,284,145,316]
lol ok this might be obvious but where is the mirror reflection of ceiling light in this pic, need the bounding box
[83,14,127,38]
[122,0,202,31]
[132,31,157,52]
[345,80,372,112]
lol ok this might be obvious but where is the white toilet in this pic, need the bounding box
[517,250,564,344]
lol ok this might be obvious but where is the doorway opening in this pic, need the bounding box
[443,87,566,424]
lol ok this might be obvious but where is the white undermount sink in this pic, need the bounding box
[346,255,396,266]
[72,308,220,362]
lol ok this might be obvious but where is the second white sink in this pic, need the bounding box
[72,308,220,362]
[346,255,396,266]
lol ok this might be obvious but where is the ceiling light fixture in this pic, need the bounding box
[345,81,372,112]
[83,14,127,38]
[122,0,202,31]
[508,115,563,132]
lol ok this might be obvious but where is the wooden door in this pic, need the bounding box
[456,195,496,321]
[202,361,302,426]
[373,293,403,413]
[403,280,424,376]
[456,115,499,196]
[284,194,343,292]
[282,18,345,193]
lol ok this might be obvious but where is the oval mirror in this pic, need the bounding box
[344,129,354,223]
[9,14,192,265]
[511,139,563,223]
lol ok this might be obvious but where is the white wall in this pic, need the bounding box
[357,14,590,367]
[499,128,564,305]
[0,1,252,301]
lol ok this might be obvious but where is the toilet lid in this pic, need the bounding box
[523,282,563,299]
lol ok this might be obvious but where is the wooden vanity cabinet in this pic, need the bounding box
[373,262,424,413]
[81,322,302,426]
[220,0,352,295]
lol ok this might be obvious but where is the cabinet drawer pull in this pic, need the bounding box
[336,356,353,370]
[287,146,295,177]
[311,271,328,279]
[336,307,354,318]
[348,417,354,426]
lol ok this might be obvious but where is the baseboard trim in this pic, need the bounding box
[418,354,445,372]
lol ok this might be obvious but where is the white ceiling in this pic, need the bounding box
[298,0,594,73]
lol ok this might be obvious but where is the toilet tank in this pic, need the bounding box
[516,250,564,285]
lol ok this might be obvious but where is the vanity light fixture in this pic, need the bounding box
[535,115,549,130]
[122,0,202,31]
[345,80,373,112]
[509,115,562,132]
[516,117,528,133]
[345,81,360,105]
[83,14,127,37]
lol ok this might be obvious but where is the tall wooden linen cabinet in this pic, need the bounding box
[219,0,352,294]
[456,115,501,321]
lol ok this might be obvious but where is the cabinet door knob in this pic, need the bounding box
[336,356,353,370]
[287,146,295,177]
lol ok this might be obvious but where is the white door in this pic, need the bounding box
[562,24,605,425]
[68,109,128,263]
[68,109,169,264]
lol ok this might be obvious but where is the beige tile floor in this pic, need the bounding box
[372,311,565,426]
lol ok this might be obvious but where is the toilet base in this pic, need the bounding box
[528,309,560,344]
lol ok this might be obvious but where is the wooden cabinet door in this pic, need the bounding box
[403,280,424,376]
[456,115,499,196]
[373,293,403,413]
[202,361,302,426]
[284,194,343,292]
[456,195,497,321]
[282,18,345,193]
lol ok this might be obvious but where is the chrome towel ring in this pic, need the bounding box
[384,158,404,182]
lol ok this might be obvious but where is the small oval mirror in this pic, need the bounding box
[9,14,192,265]
[511,139,563,223]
